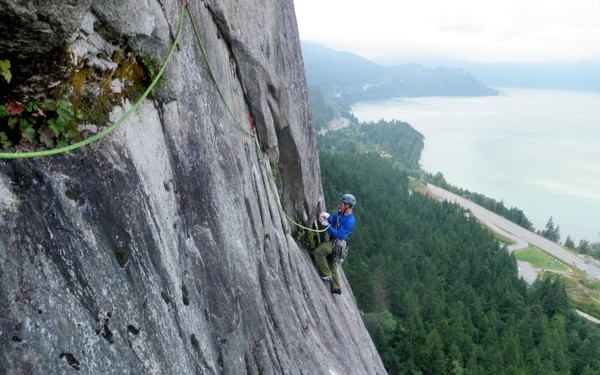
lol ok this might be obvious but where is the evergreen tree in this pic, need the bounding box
[542,216,560,242]
[564,235,575,249]
[577,239,591,254]
[315,117,600,374]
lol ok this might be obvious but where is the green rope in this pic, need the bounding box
[283,208,329,233]
[252,135,329,233]
[191,0,332,236]
[186,7,326,233]
[1,4,326,235]
[0,6,187,159]
[185,7,253,136]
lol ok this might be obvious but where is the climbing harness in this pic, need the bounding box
[333,239,347,265]
[331,214,348,264]
[0,3,327,234]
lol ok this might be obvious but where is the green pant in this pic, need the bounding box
[314,241,340,290]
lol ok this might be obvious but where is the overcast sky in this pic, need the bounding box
[294,0,600,65]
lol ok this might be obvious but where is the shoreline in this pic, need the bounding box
[352,88,600,242]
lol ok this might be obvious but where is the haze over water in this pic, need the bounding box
[352,88,600,243]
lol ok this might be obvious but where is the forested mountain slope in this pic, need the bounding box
[302,42,498,106]
[319,146,600,374]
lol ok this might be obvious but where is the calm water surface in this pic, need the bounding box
[352,88,600,243]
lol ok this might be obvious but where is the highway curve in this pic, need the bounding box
[425,183,600,280]
[424,183,600,324]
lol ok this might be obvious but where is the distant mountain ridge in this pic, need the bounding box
[301,42,498,105]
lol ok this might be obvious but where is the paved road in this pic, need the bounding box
[425,183,600,324]
[578,310,600,324]
[426,183,600,280]
[517,261,537,284]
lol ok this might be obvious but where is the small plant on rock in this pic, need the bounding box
[0,59,11,83]
[0,97,82,149]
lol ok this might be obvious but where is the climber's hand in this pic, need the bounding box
[319,212,330,226]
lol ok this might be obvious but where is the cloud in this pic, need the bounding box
[436,24,483,34]
[294,0,600,63]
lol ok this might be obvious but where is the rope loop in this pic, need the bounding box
[0,6,187,159]
[0,3,326,234]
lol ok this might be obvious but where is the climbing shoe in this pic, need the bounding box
[331,288,341,295]
[321,276,332,282]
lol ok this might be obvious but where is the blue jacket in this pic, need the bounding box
[327,210,355,241]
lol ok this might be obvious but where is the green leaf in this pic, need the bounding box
[7,117,18,129]
[54,99,74,121]
[25,98,40,112]
[19,119,35,142]
[0,59,11,83]
[0,132,11,149]
[57,136,68,148]
[38,127,54,148]
[0,60,9,71]
[43,100,57,111]
[0,105,9,118]
[56,107,72,122]
[66,126,80,140]
[48,118,63,136]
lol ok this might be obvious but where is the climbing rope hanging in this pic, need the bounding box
[185,6,328,234]
[0,3,328,234]
[185,7,252,137]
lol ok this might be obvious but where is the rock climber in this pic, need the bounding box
[314,193,356,295]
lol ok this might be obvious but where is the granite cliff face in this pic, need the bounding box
[0,1,385,374]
